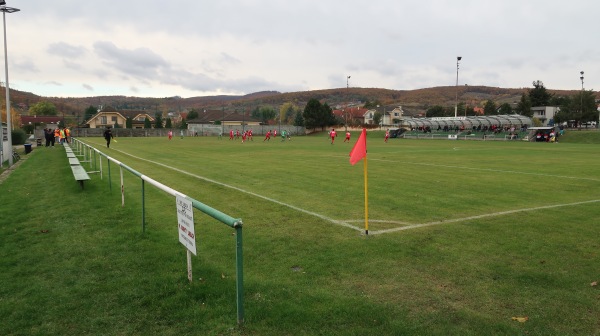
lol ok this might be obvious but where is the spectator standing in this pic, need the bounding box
[104,127,113,148]
[59,128,66,144]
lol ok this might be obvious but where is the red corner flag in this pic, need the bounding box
[349,128,367,165]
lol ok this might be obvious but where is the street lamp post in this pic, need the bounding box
[455,56,462,118]
[242,107,245,133]
[0,114,3,168]
[1,3,19,167]
[580,71,584,129]
[221,106,225,136]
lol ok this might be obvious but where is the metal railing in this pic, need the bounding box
[72,138,245,325]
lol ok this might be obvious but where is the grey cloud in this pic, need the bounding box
[13,59,39,73]
[219,53,241,65]
[63,59,82,70]
[47,42,87,58]
[45,81,62,86]
[82,84,93,91]
[160,67,292,94]
[93,41,170,80]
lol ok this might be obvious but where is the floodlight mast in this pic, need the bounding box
[580,71,584,129]
[455,56,462,118]
[1,3,19,167]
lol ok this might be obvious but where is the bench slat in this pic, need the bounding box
[71,165,90,181]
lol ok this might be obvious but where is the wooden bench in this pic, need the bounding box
[71,164,91,189]
[64,144,90,189]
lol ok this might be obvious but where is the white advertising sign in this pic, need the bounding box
[176,195,197,255]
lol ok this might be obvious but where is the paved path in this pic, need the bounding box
[0,151,30,184]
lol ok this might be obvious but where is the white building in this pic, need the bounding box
[530,106,560,126]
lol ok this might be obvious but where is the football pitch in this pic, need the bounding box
[2,132,599,335]
[84,132,600,235]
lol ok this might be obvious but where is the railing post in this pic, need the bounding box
[235,223,244,325]
[142,179,146,233]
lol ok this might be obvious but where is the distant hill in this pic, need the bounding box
[5,85,595,120]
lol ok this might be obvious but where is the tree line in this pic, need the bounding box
[23,81,599,130]
[425,80,598,126]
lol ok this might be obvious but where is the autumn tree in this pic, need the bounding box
[29,101,58,116]
[483,100,497,115]
[373,111,382,126]
[426,105,446,118]
[154,113,163,128]
[516,93,532,117]
[186,109,199,121]
[497,103,513,114]
[363,100,382,109]
[528,80,552,107]
[303,98,334,130]
[280,102,301,124]
[553,90,597,126]
[84,105,97,122]
[255,106,277,124]
[293,111,304,127]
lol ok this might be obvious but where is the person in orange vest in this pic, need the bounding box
[54,128,60,144]
[64,127,71,143]
[59,128,66,144]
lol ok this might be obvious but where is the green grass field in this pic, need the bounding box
[1,131,599,335]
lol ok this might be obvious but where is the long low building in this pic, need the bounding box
[401,115,532,130]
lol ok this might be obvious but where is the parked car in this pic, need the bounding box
[390,129,406,138]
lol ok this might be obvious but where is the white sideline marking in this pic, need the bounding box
[110,147,599,235]
[112,149,362,232]
[369,199,600,235]
[371,158,600,182]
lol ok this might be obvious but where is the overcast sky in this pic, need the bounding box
[4,0,598,98]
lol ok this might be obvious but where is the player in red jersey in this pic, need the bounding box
[343,131,351,143]
[330,128,337,144]
[384,129,390,143]
[229,129,234,140]
[263,130,271,141]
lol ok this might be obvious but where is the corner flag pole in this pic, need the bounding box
[363,151,369,235]
[349,128,369,235]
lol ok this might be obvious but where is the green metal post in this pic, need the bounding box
[235,224,244,325]
[141,179,146,233]
[107,157,112,192]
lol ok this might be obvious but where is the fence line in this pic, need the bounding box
[72,138,245,325]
